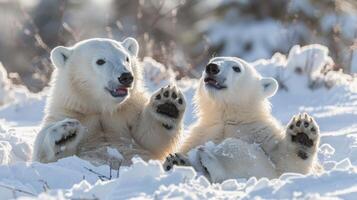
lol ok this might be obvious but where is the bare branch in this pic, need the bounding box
[0,184,36,197]
[83,167,110,181]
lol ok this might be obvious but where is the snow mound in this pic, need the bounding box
[3,157,357,199]
[0,126,32,165]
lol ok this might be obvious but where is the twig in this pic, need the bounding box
[0,184,36,197]
[139,0,184,36]
[116,161,121,178]
[14,0,51,53]
[38,179,50,192]
[108,159,122,179]
[83,167,110,181]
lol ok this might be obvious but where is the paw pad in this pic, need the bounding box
[164,91,169,97]
[287,113,320,159]
[296,120,301,127]
[50,119,83,147]
[287,113,318,148]
[172,92,177,99]
[157,103,179,118]
[151,85,186,120]
[291,132,314,147]
[55,132,76,145]
[297,150,308,160]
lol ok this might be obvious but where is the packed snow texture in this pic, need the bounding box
[0,44,357,199]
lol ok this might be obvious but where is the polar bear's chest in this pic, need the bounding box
[223,122,270,144]
[80,113,136,144]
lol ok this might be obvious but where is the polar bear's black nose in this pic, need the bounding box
[206,63,220,75]
[118,72,134,86]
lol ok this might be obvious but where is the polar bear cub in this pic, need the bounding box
[33,38,186,166]
[164,57,320,182]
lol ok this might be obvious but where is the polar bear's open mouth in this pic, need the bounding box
[204,77,227,90]
[105,87,129,98]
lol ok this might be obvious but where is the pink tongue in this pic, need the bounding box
[116,88,128,95]
[208,80,217,85]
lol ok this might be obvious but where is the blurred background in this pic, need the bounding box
[0,0,357,92]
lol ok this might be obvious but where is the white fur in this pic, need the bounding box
[33,38,185,166]
[179,57,320,181]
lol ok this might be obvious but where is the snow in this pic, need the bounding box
[0,44,357,199]
[201,19,294,61]
[286,44,332,76]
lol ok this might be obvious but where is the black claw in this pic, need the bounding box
[172,92,177,99]
[164,91,169,97]
[156,94,161,100]
[162,123,173,130]
[296,120,301,127]
[178,98,183,105]
[304,121,309,128]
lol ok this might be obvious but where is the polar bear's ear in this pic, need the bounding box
[122,37,139,57]
[261,77,278,98]
[50,46,72,68]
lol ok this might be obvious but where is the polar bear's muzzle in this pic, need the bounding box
[105,72,134,98]
[204,76,226,90]
[105,86,129,98]
[204,63,227,90]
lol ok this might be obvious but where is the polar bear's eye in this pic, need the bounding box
[126,57,130,63]
[232,66,241,73]
[96,59,106,65]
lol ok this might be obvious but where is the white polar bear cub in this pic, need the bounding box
[33,38,186,166]
[164,57,320,182]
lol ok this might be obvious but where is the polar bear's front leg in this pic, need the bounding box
[33,118,86,163]
[134,85,186,159]
[274,113,320,174]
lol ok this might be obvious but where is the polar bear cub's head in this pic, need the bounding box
[50,38,140,106]
[198,57,278,106]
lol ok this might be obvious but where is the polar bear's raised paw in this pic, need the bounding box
[149,85,186,129]
[286,113,320,160]
[45,118,85,156]
[163,153,191,171]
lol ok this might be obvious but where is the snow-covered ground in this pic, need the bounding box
[0,45,357,199]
